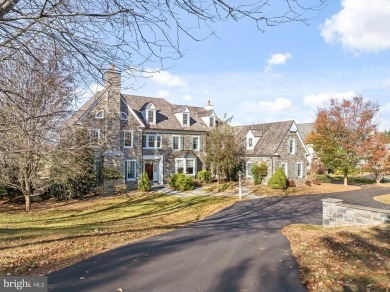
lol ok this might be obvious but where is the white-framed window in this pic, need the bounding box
[95,110,104,119]
[121,112,128,120]
[183,113,190,126]
[126,160,137,181]
[246,162,254,177]
[247,137,253,149]
[89,129,101,143]
[281,162,289,178]
[192,136,200,151]
[288,139,296,154]
[122,130,133,148]
[143,134,162,149]
[147,109,156,124]
[295,162,303,178]
[175,158,196,176]
[210,117,215,128]
[172,135,181,150]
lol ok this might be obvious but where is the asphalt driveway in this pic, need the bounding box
[48,186,390,292]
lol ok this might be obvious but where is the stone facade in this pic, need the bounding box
[322,198,390,227]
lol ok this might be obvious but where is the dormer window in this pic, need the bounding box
[120,112,128,120]
[147,109,156,124]
[210,117,215,128]
[183,113,189,126]
[95,110,104,119]
[247,137,253,149]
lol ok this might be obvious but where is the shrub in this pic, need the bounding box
[305,180,311,186]
[115,184,128,194]
[171,173,194,191]
[288,180,296,187]
[169,173,179,187]
[138,171,151,191]
[251,162,268,185]
[317,175,332,183]
[103,168,122,180]
[196,170,212,183]
[267,167,287,189]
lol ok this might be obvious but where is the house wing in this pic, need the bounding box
[61,89,106,129]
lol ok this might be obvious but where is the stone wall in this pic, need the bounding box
[322,198,390,227]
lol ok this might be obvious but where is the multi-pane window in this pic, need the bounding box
[210,117,215,128]
[123,131,133,148]
[89,129,100,143]
[95,110,104,119]
[192,136,200,150]
[172,136,180,150]
[183,113,189,126]
[121,112,128,120]
[126,160,137,180]
[147,110,155,123]
[143,134,162,149]
[175,158,196,175]
[248,137,253,149]
[288,139,296,154]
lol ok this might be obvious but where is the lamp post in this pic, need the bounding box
[238,170,242,199]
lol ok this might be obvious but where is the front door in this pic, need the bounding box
[145,163,153,180]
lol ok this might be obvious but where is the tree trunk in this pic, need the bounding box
[24,194,31,212]
[343,173,348,186]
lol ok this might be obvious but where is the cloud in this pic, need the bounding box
[182,94,193,102]
[320,0,390,53]
[156,89,170,98]
[242,98,292,113]
[146,69,185,87]
[265,53,292,72]
[303,91,357,109]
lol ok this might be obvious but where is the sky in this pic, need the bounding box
[85,0,390,130]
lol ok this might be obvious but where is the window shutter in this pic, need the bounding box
[200,137,203,151]
[133,132,137,148]
[293,139,296,154]
[120,131,124,148]
[124,160,128,181]
[181,136,184,150]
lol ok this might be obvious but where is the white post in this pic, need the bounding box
[238,171,242,199]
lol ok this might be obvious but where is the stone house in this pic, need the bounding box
[234,121,310,183]
[64,69,219,189]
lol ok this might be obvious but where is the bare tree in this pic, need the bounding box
[0,0,327,83]
[0,48,75,211]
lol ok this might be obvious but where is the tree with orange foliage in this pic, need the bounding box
[307,96,379,185]
[361,133,390,183]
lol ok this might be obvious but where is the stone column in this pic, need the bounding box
[322,198,343,227]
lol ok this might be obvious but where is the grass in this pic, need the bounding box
[374,194,390,204]
[282,224,390,291]
[0,192,237,276]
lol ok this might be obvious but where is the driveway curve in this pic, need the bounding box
[48,186,390,292]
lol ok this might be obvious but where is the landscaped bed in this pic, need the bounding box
[0,193,237,276]
[282,224,390,291]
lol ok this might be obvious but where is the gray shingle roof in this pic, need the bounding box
[122,94,211,131]
[296,123,313,143]
[234,120,294,156]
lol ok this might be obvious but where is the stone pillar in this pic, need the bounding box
[322,198,343,227]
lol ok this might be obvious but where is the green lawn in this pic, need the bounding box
[0,193,237,276]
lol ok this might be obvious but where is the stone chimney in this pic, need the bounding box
[104,65,121,150]
[204,100,214,111]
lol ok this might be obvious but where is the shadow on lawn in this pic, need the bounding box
[318,224,390,290]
